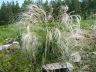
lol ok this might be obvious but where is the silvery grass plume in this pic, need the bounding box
[47,5,53,21]
[27,4,46,21]
[20,4,48,64]
[60,5,81,32]
[60,5,83,46]
[46,28,62,47]
[45,28,73,62]
[22,25,39,60]
[59,5,85,66]
[51,28,61,43]
[60,5,70,24]
[18,4,47,30]
[47,28,61,49]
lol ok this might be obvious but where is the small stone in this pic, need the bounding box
[70,52,81,62]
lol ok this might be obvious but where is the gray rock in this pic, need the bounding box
[70,52,81,62]
[0,41,20,51]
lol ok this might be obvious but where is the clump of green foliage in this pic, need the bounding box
[0,49,35,72]
[0,25,21,44]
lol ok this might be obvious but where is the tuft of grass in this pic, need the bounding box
[81,19,95,30]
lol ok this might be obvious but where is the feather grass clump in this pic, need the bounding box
[16,4,95,72]
[19,4,47,62]
[22,26,39,60]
